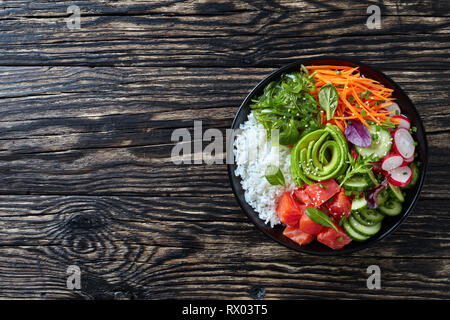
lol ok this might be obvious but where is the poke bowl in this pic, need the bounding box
[227,57,427,255]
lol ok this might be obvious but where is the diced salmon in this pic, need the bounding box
[317,223,352,250]
[276,192,302,226]
[299,213,324,235]
[293,188,313,207]
[325,190,352,221]
[283,225,315,245]
[304,178,341,207]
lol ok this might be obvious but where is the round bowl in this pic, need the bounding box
[227,57,428,255]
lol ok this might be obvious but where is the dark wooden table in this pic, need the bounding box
[0,0,449,299]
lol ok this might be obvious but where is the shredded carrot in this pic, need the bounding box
[304,65,397,131]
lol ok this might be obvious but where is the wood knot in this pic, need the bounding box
[249,285,266,299]
[66,213,105,231]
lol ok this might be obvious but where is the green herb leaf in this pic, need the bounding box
[265,165,286,187]
[250,68,321,139]
[340,153,376,187]
[318,84,339,121]
[380,117,397,129]
[279,119,301,145]
[305,207,338,231]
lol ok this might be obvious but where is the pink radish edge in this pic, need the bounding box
[384,102,401,116]
[388,166,412,187]
[393,128,415,159]
[381,154,404,171]
[391,114,410,130]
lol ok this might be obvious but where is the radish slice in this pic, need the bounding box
[402,154,414,165]
[388,166,412,187]
[381,154,404,171]
[384,102,401,116]
[392,114,410,130]
[393,128,415,159]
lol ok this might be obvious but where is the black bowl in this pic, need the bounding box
[227,57,428,255]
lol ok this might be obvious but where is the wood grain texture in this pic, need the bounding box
[0,0,449,299]
[0,1,449,68]
[0,196,448,299]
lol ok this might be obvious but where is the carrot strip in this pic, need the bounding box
[305,65,396,132]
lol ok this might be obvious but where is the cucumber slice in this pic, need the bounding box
[389,183,405,202]
[351,197,367,212]
[342,219,370,242]
[349,215,382,236]
[403,162,420,190]
[377,189,389,207]
[352,212,375,226]
[342,174,373,191]
[360,208,384,223]
[379,200,402,216]
[355,124,392,161]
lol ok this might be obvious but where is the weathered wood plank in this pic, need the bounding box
[2,7,449,41]
[0,33,448,68]
[2,0,449,17]
[0,245,448,299]
[0,196,447,258]
[1,1,449,68]
[0,195,447,299]
[0,67,447,129]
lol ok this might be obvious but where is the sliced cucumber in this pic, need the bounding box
[342,219,370,242]
[355,123,392,161]
[379,200,402,216]
[389,183,405,202]
[377,189,389,207]
[360,208,384,224]
[349,215,382,236]
[342,174,373,191]
[403,162,420,190]
[351,197,367,212]
[352,212,376,226]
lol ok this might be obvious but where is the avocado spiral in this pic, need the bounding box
[291,124,350,186]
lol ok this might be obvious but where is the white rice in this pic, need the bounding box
[233,112,295,227]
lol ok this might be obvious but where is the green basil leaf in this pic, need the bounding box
[318,84,339,121]
[265,165,286,187]
[305,207,338,231]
